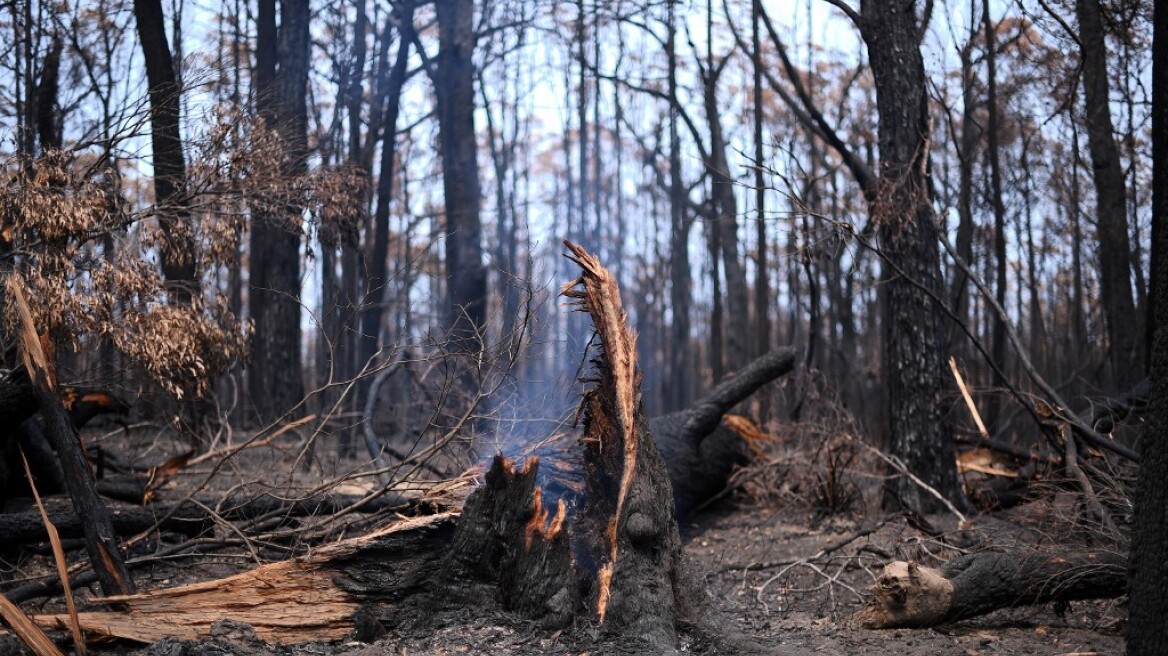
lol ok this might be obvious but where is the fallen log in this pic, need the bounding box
[0,492,410,547]
[0,368,37,426]
[1,381,131,500]
[855,549,1127,628]
[651,347,797,517]
[25,242,751,653]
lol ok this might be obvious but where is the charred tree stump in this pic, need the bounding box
[27,243,750,653]
[855,549,1127,628]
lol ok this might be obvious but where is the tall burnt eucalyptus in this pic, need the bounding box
[248,0,309,422]
[433,0,487,355]
[855,0,963,513]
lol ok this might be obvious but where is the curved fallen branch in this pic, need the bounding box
[652,347,798,517]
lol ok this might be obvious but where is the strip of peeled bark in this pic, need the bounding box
[855,549,1126,628]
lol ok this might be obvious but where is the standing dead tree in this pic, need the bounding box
[27,243,756,653]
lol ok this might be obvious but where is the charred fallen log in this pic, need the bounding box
[0,491,410,548]
[855,549,1127,628]
[0,369,37,425]
[651,347,797,518]
[26,242,754,653]
[1,375,131,500]
[59,388,130,429]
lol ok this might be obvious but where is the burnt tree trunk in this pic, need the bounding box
[433,0,486,355]
[858,1,963,515]
[247,0,307,423]
[652,347,797,517]
[133,0,196,300]
[30,244,751,653]
[33,36,61,152]
[665,0,692,413]
[1076,0,1142,386]
[1127,0,1168,650]
[4,276,133,597]
[701,61,750,373]
[358,2,414,393]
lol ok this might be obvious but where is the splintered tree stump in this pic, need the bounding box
[26,242,744,653]
[855,549,1127,628]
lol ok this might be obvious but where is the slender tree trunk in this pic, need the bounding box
[433,0,486,355]
[248,0,308,423]
[702,66,750,373]
[859,1,963,514]
[358,3,414,379]
[982,0,1008,432]
[1076,0,1142,387]
[707,222,724,383]
[34,35,61,151]
[751,0,770,421]
[1070,121,1088,361]
[575,0,590,252]
[948,21,980,351]
[666,0,691,413]
[1020,137,1045,362]
[1127,1,1168,651]
[133,0,196,300]
[751,3,768,345]
[338,0,368,427]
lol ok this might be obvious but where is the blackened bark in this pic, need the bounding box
[859,550,1127,628]
[33,36,61,151]
[652,347,797,517]
[947,32,979,348]
[0,368,37,424]
[858,2,963,514]
[1076,0,1142,387]
[336,1,368,419]
[358,4,414,381]
[752,0,770,371]
[702,66,750,373]
[1127,1,1168,651]
[433,0,486,354]
[982,0,1008,433]
[53,246,751,652]
[248,0,308,422]
[666,0,692,412]
[5,277,133,597]
[707,223,725,381]
[133,0,196,300]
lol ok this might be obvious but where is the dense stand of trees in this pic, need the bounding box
[0,0,1159,555]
